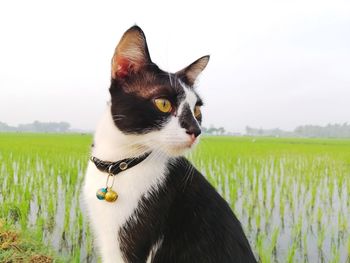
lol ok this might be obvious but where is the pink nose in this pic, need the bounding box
[186,127,201,138]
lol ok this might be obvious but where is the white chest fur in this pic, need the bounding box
[82,108,168,263]
[83,157,167,263]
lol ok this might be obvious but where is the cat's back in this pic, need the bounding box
[152,157,257,263]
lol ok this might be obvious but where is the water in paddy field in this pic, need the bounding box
[0,154,97,262]
[1,136,350,263]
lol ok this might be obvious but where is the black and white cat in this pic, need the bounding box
[83,26,256,263]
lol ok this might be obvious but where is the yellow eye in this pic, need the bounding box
[194,106,201,118]
[154,98,172,113]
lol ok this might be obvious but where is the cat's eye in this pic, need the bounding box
[194,106,201,118]
[154,98,172,113]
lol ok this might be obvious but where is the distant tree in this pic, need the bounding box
[9,121,72,133]
[246,123,350,138]
[0,122,15,132]
[57,122,70,132]
[207,126,217,135]
[245,126,252,135]
[218,127,225,135]
[294,123,350,138]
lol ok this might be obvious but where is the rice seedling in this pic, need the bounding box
[0,134,349,262]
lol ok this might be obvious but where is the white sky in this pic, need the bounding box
[0,0,349,132]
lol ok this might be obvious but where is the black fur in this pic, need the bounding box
[119,157,257,263]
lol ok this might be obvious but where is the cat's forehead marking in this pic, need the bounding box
[184,87,197,108]
[178,81,198,111]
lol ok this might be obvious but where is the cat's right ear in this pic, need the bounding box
[111,26,151,79]
[176,55,210,87]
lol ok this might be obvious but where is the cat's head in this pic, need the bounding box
[109,26,209,157]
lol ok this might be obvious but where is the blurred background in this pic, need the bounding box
[1,0,349,134]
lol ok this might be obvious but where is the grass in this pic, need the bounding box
[0,219,61,263]
[1,133,350,262]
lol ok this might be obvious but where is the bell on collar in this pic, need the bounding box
[105,188,118,202]
[96,188,107,200]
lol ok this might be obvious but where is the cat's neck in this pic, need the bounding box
[92,105,151,162]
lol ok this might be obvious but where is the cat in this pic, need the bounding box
[83,25,257,263]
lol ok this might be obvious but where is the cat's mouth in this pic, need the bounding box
[181,135,199,148]
[188,134,197,146]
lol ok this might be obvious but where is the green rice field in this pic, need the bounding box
[0,133,350,262]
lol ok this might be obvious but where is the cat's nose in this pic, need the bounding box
[186,127,201,138]
[179,104,201,138]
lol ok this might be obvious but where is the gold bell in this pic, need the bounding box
[105,188,118,202]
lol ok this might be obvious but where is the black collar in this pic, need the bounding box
[90,152,152,175]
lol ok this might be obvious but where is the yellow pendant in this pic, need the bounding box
[105,188,118,202]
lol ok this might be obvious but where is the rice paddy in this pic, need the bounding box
[0,133,349,262]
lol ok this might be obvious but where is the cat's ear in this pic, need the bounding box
[111,26,151,79]
[176,55,210,86]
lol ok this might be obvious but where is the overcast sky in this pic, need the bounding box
[0,0,349,132]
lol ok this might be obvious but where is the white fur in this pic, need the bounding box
[146,236,164,263]
[83,82,200,263]
[182,83,199,111]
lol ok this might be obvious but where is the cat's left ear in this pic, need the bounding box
[176,55,210,86]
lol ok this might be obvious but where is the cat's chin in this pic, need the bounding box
[161,142,198,157]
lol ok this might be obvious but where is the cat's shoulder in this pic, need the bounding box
[165,156,218,196]
[165,156,204,184]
